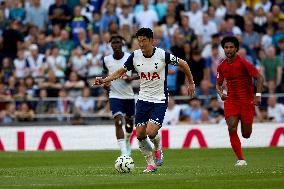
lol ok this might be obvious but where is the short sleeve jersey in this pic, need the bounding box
[216,55,259,103]
[103,52,134,99]
[124,47,180,103]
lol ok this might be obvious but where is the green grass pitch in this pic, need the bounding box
[0,148,283,189]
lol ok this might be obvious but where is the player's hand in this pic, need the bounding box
[187,83,195,97]
[93,77,104,86]
[219,93,227,101]
[101,81,111,89]
[254,96,261,106]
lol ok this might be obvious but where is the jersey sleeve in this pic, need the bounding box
[216,65,224,85]
[102,57,108,76]
[123,52,135,71]
[165,51,180,66]
[242,58,259,77]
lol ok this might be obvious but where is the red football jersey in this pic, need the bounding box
[217,55,259,103]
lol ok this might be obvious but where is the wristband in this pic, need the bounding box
[256,93,261,97]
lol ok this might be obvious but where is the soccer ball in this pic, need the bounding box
[115,155,134,173]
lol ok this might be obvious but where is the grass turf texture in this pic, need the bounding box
[0,148,283,189]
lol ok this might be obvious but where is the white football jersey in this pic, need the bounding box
[124,48,180,103]
[103,52,134,99]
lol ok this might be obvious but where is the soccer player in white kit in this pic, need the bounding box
[102,34,137,156]
[95,28,195,172]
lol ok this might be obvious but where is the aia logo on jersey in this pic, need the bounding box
[140,72,160,80]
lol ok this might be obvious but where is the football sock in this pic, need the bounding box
[150,134,161,150]
[138,138,155,166]
[229,131,244,160]
[125,131,131,144]
[117,138,128,156]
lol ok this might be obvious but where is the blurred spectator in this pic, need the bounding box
[46,45,66,80]
[181,97,203,124]
[211,0,226,20]
[25,0,48,31]
[6,76,17,96]
[260,46,282,93]
[74,87,95,114]
[261,27,274,51]
[86,44,103,79]
[0,82,12,112]
[48,0,71,26]
[64,71,85,98]
[92,11,101,34]
[205,44,223,84]
[195,79,216,106]
[35,89,53,115]
[195,12,218,46]
[135,0,158,30]
[68,46,88,78]
[154,25,170,51]
[178,15,197,47]
[39,70,62,97]
[25,76,38,99]
[267,95,284,123]
[0,102,16,124]
[163,96,182,126]
[66,5,92,46]
[207,96,224,124]
[56,29,75,61]
[0,19,24,59]
[183,1,202,32]
[54,88,72,121]
[242,20,261,56]
[46,24,62,42]
[80,0,95,22]
[224,0,244,31]
[37,32,51,54]
[0,10,9,35]
[26,44,46,80]
[118,4,136,33]
[161,14,178,42]
[255,106,271,123]
[9,0,25,22]
[253,7,267,34]
[202,33,224,59]
[0,57,13,84]
[15,102,35,121]
[155,0,167,21]
[188,49,209,87]
[100,2,118,34]
[254,0,271,12]
[100,32,112,56]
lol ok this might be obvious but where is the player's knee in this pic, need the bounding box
[114,116,123,128]
[242,132,251,139]
[147,131,158,139]
[125,117,134,133]
[228,126,237,133]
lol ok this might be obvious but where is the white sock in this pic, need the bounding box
[138,138,155,166]
[150,134,161,151]
[117,138,127,156]
[125,132,131,144]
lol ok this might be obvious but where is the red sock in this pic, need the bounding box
[229,131,244,160]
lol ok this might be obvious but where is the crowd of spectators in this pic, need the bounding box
[0,0,284,125]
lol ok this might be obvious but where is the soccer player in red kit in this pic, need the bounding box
[216,36,264,166]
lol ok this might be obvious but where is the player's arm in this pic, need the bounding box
[254,72,264,106]
[216,67,227,101]
[94,67,127,85]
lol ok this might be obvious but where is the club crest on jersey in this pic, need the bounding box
[140,72,160,80]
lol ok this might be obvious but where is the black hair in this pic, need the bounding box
[109,34,125,43]
[221,36,239,51]
[136,28,153,39]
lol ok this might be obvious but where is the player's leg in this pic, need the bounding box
[109,98,128,156]
[226,116,245,161]
[147,102,167,166]
[135,100,156,172]
[124,99,135,155]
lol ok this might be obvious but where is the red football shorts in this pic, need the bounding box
[224,100,255,125]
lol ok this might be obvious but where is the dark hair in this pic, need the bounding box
[136,28,153,39]
[221,36,239,51]
[109,34,124,43]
